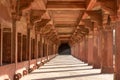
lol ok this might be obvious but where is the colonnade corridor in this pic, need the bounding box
[21,55,113,80]
[1,0,120,80]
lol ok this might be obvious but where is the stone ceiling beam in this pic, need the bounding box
[55,24,75,28]
[47,1,86,10]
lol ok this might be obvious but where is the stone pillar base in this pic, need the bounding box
[88,63,92,65]
[114,73,120,80]
[93,65,101,69]
[101,67,114,73]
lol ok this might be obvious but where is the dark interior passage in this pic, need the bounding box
[58,43,71,55]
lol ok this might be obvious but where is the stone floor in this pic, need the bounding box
[21,55,113,80]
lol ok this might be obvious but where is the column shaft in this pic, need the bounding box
[88,33,94,65]
[101,30,114,73]
[114,21,120,80]
[93,30,101,68]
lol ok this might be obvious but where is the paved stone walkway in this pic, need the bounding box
[21,55,113,80]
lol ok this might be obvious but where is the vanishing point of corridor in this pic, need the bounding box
[21,55,113,80]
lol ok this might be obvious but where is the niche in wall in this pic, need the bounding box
[38,41,41,58]
[31,39,35,59]
[2,28,12,64]
[17,33,22,62]
[22,35,27,61]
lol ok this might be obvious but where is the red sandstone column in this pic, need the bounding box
[82,39,85,62]
[71,46,73,55]
[80,42,82,61]
[12,13,17,70]
[76,43,78,58]
[27,25,31,68]
[72,46,74,56]
[72,45,75,56]
[97,30,102,66]
[74,44,76,57]
[85,36,88,63]
[35,34,38,64]
[78,42,80,59]
[88,31,94,65]
[46,38,48,60]
[76,43,79,58]
[75,44,77,58]
[101,29,114,73]
[54,44,56,55]
[93,29,101,68]
[81,40,84,62]
[82,37,87,63]
[0,27,2,65]
[40,34,43,62]
[74,45,76,57]
[71,46,72,55]
[114,20,120,80]
[79,42,82,60]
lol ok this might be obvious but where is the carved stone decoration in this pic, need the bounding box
[103,14,110,25]
[45,30,54,38]
[82,19,94,31]
[86,10,103,29]
[97,0,118,16]
[75,30,83,39]
[69,40,75,46]
[70,37,75,44]
[77,31,84,38]
[18,0,34,11]
[78,25,89,35]
[35,19,50,31]
[14,0,34,19]
[71,33,80,43]
[10,0,16,10]
[30,10,46,25]
[103,14,113,30]
[41,24,53,35]
[49,34,56,41]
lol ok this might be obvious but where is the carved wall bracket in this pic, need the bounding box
[86,9,103,29]
[97,0,118,16]
[82,19,94,31]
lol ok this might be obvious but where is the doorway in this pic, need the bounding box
[58,43,71,55]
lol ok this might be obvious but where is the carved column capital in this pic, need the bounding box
[12,12,22,21]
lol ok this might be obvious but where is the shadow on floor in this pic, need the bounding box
[40,65,90,69]
[45,62,86,66]
[31,73,101,80]
[31,68,93,74]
